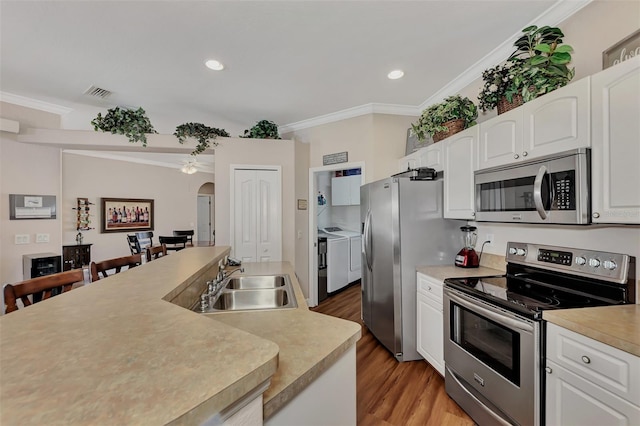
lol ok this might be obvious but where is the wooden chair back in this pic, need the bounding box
[172,230,194,246]
[146,244,167,262]
[135,231,154,250]
[3,269,85,314]
[127,234,141,255]
[159,235,187,251]
[91,254,142,282]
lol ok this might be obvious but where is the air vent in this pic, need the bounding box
[84,85,112,99]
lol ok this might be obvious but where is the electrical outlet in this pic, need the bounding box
[36,233,50,243]
[486,234,494,244]
[15,234,30,244]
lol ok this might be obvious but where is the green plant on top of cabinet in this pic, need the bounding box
[91,107,157,146]
[240,120,281,139]
[590,56,640,224]
[174,122,230,155]
[411,95,478,143]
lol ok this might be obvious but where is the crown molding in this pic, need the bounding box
[0,91,73,115]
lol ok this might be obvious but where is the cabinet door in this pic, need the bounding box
[523,77,590,160]
[398,150,421,172]
[444,127,478,219]
[419,144,444,172]
[478,107,523,169]
[545,360,640,426]
[591,56,640,224]
[348,175,362,205]
[331,177,350,206]
[416,293,444,376]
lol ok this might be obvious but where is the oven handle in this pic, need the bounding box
[445,290,534,333]
[446,366,512,426]
[533,165,548,220]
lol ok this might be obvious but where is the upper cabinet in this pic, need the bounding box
[591,56,640,224]
[443,127,478,220]
[331,175,361,206]
[398,143,443,173]
[478,77,590,170]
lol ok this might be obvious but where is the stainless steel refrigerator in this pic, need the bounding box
[360,175,462,362]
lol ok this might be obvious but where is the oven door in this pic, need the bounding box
[444,287,540,426]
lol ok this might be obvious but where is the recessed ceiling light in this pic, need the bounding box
[205,59,224,71]
[387,70,404,80]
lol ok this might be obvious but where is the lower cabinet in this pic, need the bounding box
[62,244,92,271]
[545,323,640,425]
[416,272,445,376]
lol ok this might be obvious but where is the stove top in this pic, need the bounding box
[444,242,635,320]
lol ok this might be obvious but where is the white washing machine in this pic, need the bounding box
[322,227,362,284]
[318,231,349,293]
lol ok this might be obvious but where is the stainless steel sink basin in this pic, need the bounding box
[224,275,286,289]
[195,274,298,313]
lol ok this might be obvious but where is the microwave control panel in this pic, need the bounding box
[551,171,575,210]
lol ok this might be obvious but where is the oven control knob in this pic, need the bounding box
[603,260,617,270]
[516,248,526,256]
[509,247,517,255]
[588,258,601,268]
[575,256,587,266]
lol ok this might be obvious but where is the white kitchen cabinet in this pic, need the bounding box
[398,150,421,173]
[331,175,361,206]
[416,272,445,376]
[443,126,478,220]
[398,144,443,173]
[590,56,640,224]
[478,78,590,170]
[545,323,640,426]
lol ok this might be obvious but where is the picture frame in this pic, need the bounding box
[405,128,432,156]
[9,194,57,220]
[101,198,154,233]
[603,29,640,69]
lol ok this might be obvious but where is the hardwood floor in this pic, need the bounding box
[311,284,474,426]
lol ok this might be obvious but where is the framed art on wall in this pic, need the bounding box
[101,198,154,233]
[9,194,57,220]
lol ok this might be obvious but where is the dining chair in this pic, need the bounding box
[172,230,194,246]
[3,269,85,313]
[135,231,154,250]
[159,236,187,251]
[146,244,167,262]
[127,234,141,255]
[91,254,142,282]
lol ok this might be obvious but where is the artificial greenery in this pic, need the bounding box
[411,95,478,141]
[91,107,157,146]
[241,120,281,139]
[478,25,574,111]
[174,122,230,155]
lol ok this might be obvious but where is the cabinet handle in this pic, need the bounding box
[522,151,528,157]
[514,154,520,159]
[593,212,600,219]
[427,286,432,291]
[545,367,552,374]
[581,356,591,364]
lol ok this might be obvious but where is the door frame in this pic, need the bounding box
[307,161,365,307]
[197,194,212,244]
[230,164,282,260]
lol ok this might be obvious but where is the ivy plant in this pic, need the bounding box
[174,122,230,155]
[91,107,156,146]
[411,95,478,141]
[241,120,281,139]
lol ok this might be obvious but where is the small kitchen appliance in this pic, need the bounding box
[455,226,479,268]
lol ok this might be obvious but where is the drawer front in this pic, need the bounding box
[546,323,640,406]
[416,273,443,302]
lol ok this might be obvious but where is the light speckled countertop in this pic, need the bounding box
[0,247,361,425]
[416,252,506,282]
[544,305,640,357]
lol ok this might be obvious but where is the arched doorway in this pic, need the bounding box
[197,182,215,245]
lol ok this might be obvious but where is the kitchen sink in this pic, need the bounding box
[195,274,297,313]
[224,275,286,290]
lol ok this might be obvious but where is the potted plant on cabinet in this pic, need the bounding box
[411,95,478,142]
[91,106,157,146]
[174,122,230,155]
[240,120,281,139]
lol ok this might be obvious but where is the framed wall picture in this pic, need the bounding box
[603,29,640,69]
[9,194,57,220]
[405,128,432,156]
[101,198,154,233]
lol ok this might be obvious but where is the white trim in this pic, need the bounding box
[230,164,282,261]
[0,92,73,115]
[0,117,20,133]
[307,161,365,307]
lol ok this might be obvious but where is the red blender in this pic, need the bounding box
[455,225,479,268]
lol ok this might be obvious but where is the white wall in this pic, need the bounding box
[62,153,212,263]
[294,140,310,296]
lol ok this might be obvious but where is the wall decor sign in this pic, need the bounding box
[323,151,348,166]
[405,128,432,156]
[9,194,57,220]
[100,198,154,233]
[297,199,308,210]
[603,29,640,69]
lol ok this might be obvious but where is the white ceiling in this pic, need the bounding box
[1,0,584,169]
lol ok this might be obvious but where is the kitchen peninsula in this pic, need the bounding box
[0,247,361,425]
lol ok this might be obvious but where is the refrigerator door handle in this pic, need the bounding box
[364,209,373,270]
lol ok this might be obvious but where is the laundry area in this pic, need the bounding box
[316,168,362,302]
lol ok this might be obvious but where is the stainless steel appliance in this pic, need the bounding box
[360,172,461,362]
[475,148,590,224]
[444,242,635,426]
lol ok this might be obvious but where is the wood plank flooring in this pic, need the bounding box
[311,284,474,426]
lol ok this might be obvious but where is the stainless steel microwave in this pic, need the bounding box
[475,148,590,224]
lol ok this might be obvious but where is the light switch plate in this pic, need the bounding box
[36,233,50,243]
[15,234,30,244]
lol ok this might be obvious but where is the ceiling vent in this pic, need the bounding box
[84,85,112,99]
